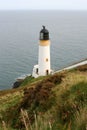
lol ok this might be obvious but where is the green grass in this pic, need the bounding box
[20,75,47,87]
[0,64,87,130]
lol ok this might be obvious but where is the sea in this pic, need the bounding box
[0,10,87,90]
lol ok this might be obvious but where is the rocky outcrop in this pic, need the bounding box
[12,79,24,88]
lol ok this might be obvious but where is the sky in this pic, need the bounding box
[0,0,87,10]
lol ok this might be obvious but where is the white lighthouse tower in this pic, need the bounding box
[32,26,51,78]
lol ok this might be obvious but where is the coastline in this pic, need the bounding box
[12,58,87,88]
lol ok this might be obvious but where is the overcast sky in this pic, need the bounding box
[0,0,87,10]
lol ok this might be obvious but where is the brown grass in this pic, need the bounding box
[76,64,87,71]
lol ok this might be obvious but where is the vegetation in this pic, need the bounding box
[0,64,87,130]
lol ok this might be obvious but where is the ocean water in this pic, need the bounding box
[0,10,87,90]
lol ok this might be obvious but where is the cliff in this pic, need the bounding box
[0,64,87,130]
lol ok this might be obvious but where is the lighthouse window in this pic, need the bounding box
[46,58,48,62]
[40,33,43,39]
[46,70,49,75]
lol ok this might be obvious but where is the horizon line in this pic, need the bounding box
[0,9,87,11]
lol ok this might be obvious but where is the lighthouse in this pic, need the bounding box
[32,26,51,78]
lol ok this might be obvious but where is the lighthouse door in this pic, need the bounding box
[46,70,49,75]
[36,68,38,74]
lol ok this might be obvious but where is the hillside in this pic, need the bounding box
[0,64,87,130]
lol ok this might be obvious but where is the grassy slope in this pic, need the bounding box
[0,76,46,111]
[0,64,87,130]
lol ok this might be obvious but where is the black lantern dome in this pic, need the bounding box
[40,26,49,40]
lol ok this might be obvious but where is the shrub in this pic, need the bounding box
[76,64,87,71]
[44,73,65,85]
[7,79,56,129]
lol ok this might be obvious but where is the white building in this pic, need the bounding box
[32,26,51,78]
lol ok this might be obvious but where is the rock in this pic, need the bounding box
[12,79,24,89]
